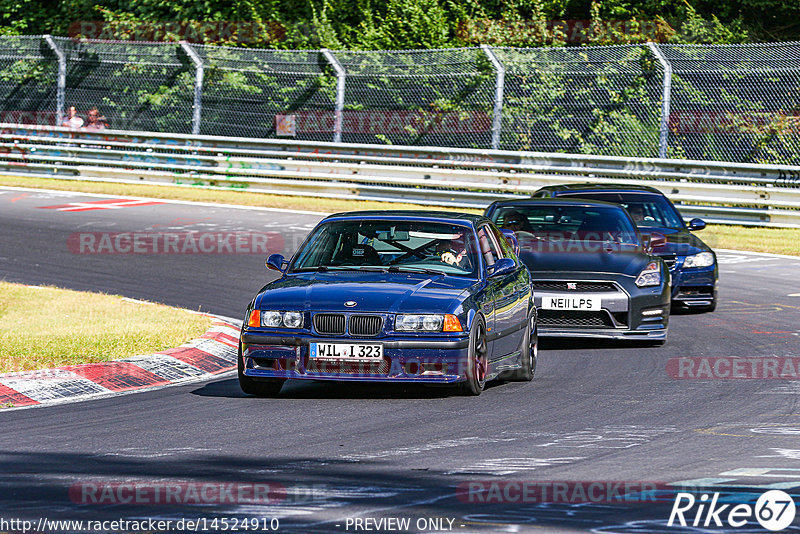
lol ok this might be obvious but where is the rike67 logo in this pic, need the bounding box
[668,490,797,531]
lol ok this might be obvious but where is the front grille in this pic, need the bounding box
[306,357,390,375]
[660,254,677,271]
[349,315,384,336]
[538,310,615,329]
[532,281,618,292]
[677,286,713,298]
[314,313,346,335]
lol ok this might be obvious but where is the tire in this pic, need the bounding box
[457,316,488,396]
[238,342,285,397]
[509,314,537,382]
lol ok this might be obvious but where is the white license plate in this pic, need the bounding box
[310,343,383,360]
[541,295,602,310]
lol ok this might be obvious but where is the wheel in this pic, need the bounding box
[457,316,488,396]
[509,314,537,382]
[238,342,285,397]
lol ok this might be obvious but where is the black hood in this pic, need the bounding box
[519,248,653,277]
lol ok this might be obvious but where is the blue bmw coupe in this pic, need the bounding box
[239,211,537,396]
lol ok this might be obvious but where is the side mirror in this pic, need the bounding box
[649,232,667,251]
[500,229,521,256]
[266,253,287,272]
[489,257,516,278]
[687,218,706,231]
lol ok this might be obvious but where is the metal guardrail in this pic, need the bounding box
[1,123,799,227]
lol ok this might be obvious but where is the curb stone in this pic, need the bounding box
[0,318,240,410]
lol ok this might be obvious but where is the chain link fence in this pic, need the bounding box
[1,36,799,164]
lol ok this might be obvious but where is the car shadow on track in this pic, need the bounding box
[191,378,465,400]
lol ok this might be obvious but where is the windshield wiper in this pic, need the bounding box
[291,265,330,273]
[388,265,446,276]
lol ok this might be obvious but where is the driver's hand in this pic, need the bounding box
[441,252,458,265]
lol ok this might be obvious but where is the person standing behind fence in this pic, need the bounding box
[61,106,84,128]
[83,108,108,130]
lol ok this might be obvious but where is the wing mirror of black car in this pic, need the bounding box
[266,253,287,272]
[489,257,516,278]
[648,232,667,252]
[500,229,521,256]
[688,218,706,231]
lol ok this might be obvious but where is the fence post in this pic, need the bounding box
[180,41,204,135]
[321,49,345,143]
[481,45,505,151]
[43,35,66,126]
[648,42,672,159]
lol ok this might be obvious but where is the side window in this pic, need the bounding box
[490,225,515,259]
[476,227,497,268]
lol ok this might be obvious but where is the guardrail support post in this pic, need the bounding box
[44,35,66,126]
[648,42,672,159]
[481,45,505,151]
[180,41,204,136]
[322,49,345,144]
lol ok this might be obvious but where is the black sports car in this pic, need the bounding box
[532,183,718,311]
[484,199,671,344]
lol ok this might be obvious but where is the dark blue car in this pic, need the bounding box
[532,184,718,312]
[238,211,537,396]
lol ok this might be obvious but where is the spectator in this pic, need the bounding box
[83,108,108,130]
[61,106,84,128]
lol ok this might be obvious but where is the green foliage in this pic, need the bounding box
[0,0,793,47]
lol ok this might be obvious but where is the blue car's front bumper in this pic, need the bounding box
[667,259,718,308]
[240,332,471,383]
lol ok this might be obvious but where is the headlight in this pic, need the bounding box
[635,261,662,287]
[397,314,442,332]
[683,252,714,268]
[248,310,305,329]
[282,312,303,328]
[396,314,463,332]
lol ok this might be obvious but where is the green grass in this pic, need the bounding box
[697,225,800,256]
[1,175,798,256]
[0,282,211,373]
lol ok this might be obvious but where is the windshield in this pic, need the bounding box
[290,219,479,277]
[491,205,640,249]
[556,192,685,230]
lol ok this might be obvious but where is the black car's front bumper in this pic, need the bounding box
[532,276,670,340]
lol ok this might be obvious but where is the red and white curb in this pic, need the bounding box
[0,318,240,410]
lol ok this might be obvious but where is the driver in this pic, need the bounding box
[436,236,470,268]
[628,204,654,223]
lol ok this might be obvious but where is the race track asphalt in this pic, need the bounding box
[1,187,799,533]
